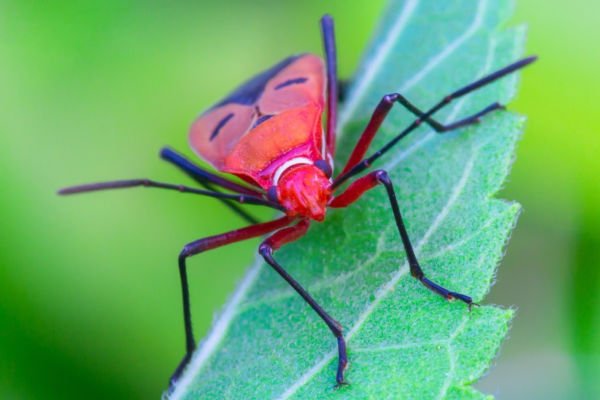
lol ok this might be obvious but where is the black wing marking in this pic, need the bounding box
[274,77,308,90]
[209,112,235,141]
[212,54,304,108]
[252,114,273,128]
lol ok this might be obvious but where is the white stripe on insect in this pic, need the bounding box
[272,157,314,185]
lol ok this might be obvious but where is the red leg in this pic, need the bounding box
[258,219,348,386]
[331,170,475,306]
[321,15,338,158]
[339,95,396,177]
[339,94,503,177]
[334,56,537,188]
[329,171,381,208]
[170,216,294,390]
[261,218,311,251]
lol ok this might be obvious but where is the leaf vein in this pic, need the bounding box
[337,0,419,130]
[436,316,470,400]
[169,260,263,400]
[278,145,480,399]
[398,0,488,93]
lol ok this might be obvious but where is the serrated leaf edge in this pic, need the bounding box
[169,0,522,398]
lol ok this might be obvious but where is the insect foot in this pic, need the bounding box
[421,277,476,310]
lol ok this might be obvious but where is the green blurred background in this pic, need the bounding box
[0,1,598,399]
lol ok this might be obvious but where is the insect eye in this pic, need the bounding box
[315,159,332,178]
[267,186,279,203]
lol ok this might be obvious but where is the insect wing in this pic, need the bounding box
[259,54,324,115]
[189,104,255,170]
[189,54,324,174]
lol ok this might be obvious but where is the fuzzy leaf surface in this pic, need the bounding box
[171,0,526,398]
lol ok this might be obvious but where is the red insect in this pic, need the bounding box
[60,15,535,391]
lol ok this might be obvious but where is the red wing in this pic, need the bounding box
[189,54,325,172]
[223,106,323,188]
[259,54,324,114]
[189,104,255,169]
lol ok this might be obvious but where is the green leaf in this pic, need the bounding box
[170,0,527,398]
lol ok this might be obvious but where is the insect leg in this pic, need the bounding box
[339,94,503,176]
[333,56,537,188]
[392,94,503,133]
[160,147,262,196]
[331,170,474,307]
[170,216,294,390]
[201,194,260,225]
[337,79,349,102]
[161,147,264,223]
[321,14,338,157]
[258,219,348,386]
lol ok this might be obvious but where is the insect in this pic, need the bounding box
[60,14,535,390]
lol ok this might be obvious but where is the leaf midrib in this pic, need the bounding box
[337,0,419,129]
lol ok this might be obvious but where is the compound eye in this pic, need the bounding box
[267,186,279,203]
[314,159,332,178]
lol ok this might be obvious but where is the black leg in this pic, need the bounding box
[338,79,349,102]
[259,221,348,386]
[331,169,474,308]
[333,56,537,187]
[390,93,503,133]
[196,184,260,225]
[160,147,263,224]
[339,93,502,176]
[375,170,475,308]
[160,147,262,196]
[168,217,293,391]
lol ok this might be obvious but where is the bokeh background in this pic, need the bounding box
[1,1,598,399]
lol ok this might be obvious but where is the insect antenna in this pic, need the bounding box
[160,147,267,223]
[160,147,263,196]
[58,179,283,210]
